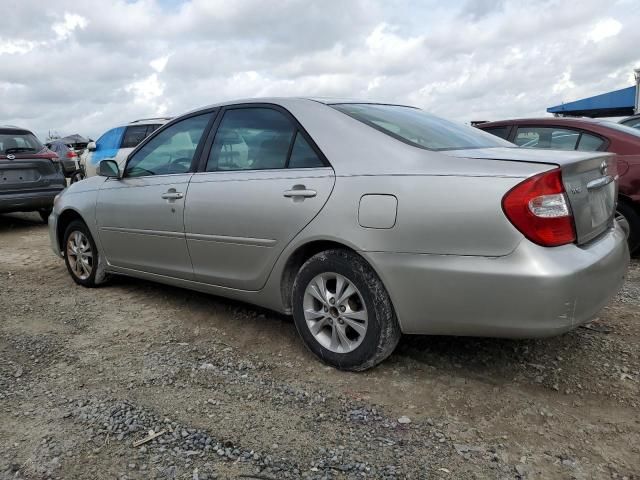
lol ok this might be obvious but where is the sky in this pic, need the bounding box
[1,0,639,140]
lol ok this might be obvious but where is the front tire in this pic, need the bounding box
[63,220,100,287]
[292,249,401,371]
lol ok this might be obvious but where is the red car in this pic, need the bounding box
[477,117,640,254]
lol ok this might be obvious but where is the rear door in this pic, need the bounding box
[185,105,335,290]
[0,129,61,201]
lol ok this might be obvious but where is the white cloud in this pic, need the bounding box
[124,73,168,115]
[553,69,576,94]
[52,13,88,40]
[150,54,170,73]
[587,18,622,43]
[0,39,38,55]
[0,0,639,139]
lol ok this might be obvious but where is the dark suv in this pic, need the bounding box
[0,126,66,221]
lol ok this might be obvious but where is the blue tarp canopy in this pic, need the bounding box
[547,86,636,117]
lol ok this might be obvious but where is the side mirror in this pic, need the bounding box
[87,141,97,152]
[98,160,120,178]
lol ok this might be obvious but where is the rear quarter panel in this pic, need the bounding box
[297,172,531,256]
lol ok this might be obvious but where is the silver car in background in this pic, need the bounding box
[49,98,629,370]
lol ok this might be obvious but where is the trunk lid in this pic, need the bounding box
[0,153,61,193]
[442,147,618,245]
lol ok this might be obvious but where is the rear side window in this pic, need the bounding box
[207,108,296,171]
[288,132,324,168]
[482,126,511,140]
[577,133,605,151]
[121,125,150,149]
[332,103,510,151]
[515,127,580,150]
[0,129,44,155]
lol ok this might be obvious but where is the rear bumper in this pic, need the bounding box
[362,225,629,337]
[0,187,64,214]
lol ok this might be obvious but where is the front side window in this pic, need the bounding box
[125,113,212,177]
[92,127,126,163]
[0,129,44,155]
[206,108,296,172]
[331,103,510,151]
[515,126,580,150]
[121,125,150,149]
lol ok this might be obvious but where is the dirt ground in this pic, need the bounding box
[1,212,638,480]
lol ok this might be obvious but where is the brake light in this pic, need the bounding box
[66,150,77,158]
[502,168,576,247]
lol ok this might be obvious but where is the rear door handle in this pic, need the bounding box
[283,189,317,198]
[161,192,184,200]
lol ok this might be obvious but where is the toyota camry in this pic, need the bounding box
[49,98,629,370]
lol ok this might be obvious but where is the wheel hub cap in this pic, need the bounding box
[302,272,368,354]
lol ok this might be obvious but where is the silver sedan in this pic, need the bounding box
[49,98,629,370]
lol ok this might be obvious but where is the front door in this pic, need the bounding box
[185,106,335,290]
[96,112,214,278]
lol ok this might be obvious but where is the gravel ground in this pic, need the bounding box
[1,212,638,480]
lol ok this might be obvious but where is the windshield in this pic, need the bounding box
[0,129,44,155]
[332,103,512,151]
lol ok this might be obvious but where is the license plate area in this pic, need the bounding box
[0,168,39,183]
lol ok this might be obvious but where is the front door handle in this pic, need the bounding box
[161,191,184,200]
[284,189,317,198]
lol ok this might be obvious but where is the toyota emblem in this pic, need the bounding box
[7,154,15,160]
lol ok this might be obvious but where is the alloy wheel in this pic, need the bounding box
[303,272,368,353]
[66,231,93,280]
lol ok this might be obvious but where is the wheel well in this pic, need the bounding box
[56,209,85,254]
[280,240,356,311]
[618,194,639,214]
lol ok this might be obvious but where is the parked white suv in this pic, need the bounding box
[82,117,171,177]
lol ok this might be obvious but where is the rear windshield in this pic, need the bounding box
[332,104,511,151]
[600,121,640,138]
[0,129,44,155]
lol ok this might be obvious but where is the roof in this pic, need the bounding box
[128,117,173,125]
[547,86,637,118]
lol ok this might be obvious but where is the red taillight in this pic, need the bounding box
[502,168,576,247]
[66,150,77,158]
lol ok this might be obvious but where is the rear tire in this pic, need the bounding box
[63,220,101,287]
[292,249,401,371]
[616,201,640,255]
